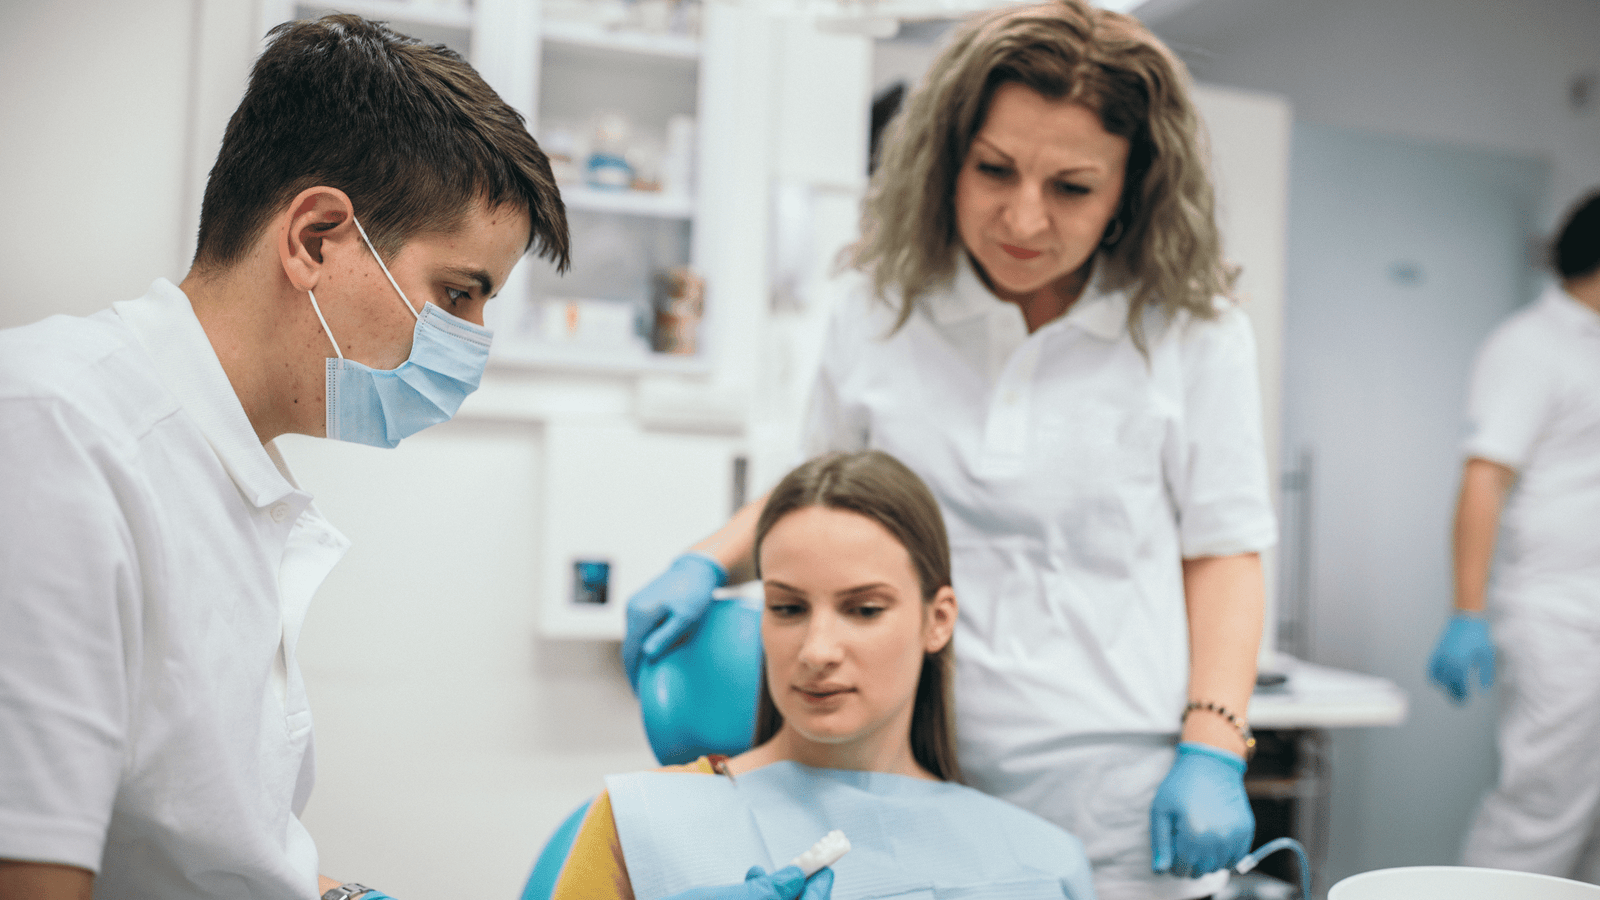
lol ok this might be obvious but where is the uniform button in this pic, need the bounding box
[269,503,291,523]
[1003,390,1020,405]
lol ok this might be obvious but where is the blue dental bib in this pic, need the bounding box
[606,761,1095,900]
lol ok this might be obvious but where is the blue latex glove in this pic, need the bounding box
[662,865,834,900]
[622,553,728,690]
[1428,614,1495,704]
[1150,742,1254,879]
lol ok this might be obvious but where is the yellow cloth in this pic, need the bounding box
[551,756,720,900]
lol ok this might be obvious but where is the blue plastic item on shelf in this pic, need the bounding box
[585,151,633,190]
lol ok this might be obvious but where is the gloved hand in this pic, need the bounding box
[622,552,728,690]
[1150,742,1254,879]
[662,865,834,900]
[1428,614,1495,704]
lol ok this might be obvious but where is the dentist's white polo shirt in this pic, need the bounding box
[0,279,349,898]
[805,260,1277,749]
[1465,282,1600,624]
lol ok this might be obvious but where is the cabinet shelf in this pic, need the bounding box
[540,20,700,61]
[490,341,712,376]
[560,185,694,218]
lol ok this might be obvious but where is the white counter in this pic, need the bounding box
[1248,654,1409,730]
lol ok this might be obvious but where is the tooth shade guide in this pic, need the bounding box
[789,830,851,877]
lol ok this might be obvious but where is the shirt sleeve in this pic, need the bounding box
[1463,319,1557,469]
[0,397,134,870]
[1172,306,1279,558]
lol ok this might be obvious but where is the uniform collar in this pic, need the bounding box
[929,255,1128,342]
[113,279,299,509]
[1545,281,1600,334]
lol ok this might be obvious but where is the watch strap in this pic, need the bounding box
[322,884,374,900]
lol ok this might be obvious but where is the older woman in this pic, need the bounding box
[563,451,1093,899]
[626,4,1273,898]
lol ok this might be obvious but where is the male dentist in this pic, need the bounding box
[0,14,827,900]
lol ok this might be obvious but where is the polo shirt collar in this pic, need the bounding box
[1545,282,1600,334]
[113,279,298,509]
[1059,274,1129,342]
[929,254,1129,342]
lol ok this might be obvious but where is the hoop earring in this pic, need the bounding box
[1101,217,1125,248]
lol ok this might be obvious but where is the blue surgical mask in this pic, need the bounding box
[307,217,493,448]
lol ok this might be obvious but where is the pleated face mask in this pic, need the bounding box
[307,217,494,449]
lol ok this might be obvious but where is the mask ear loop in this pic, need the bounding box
[306,289,344,360]
[353,216,422,322]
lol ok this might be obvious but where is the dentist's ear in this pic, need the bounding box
[279,186,356,294]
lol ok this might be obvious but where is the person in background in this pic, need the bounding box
[625,3,1275,898]
[0,15,811,900]
[560,451,1091,900]
[1428,189,1600,882]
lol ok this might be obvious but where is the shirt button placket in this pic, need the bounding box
[980,343,1041,477]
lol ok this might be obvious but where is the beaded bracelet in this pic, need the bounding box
[1183,700,1256,759]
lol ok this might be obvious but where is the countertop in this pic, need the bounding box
[1247,654,1409,729]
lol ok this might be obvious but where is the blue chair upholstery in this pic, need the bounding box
[520,596,764,898]
[520,798,592,900]
[636,595,764,765]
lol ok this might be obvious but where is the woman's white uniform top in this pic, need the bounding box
[1464,282,1600,624]
[803,259,1275,898]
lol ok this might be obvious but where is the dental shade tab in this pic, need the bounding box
[789,830,851,877]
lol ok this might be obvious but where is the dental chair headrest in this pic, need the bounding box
[636,596,764,766]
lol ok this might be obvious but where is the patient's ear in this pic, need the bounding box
[924,586,957,654]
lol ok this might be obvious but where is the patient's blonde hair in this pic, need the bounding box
[849,0,1234,350]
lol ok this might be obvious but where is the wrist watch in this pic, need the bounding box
[322,884,374,900]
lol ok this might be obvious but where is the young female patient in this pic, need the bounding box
[553,450,1095,900]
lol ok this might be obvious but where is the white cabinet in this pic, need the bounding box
[536,420,741,639]
[501,12,708,372]
[268,1,478,58]
[261,0,709,371]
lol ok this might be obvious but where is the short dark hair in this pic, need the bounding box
[193,14,568,273]
[751,450,962,783]
[1552,189,1600,280]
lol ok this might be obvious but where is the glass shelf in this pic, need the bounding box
[490,340,712,375]
[302,0,473,30]
[560,185,694,218]
[540,20,700,61]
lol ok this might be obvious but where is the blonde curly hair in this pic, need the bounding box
[849,0,1234,350]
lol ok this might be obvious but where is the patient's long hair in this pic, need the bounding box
[751,450,962,783]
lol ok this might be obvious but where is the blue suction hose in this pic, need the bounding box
[1235,837,1312,900]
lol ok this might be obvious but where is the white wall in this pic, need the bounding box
[0,0,195,327]
[1282,125,1546,884]
[1146,0,1600,226]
